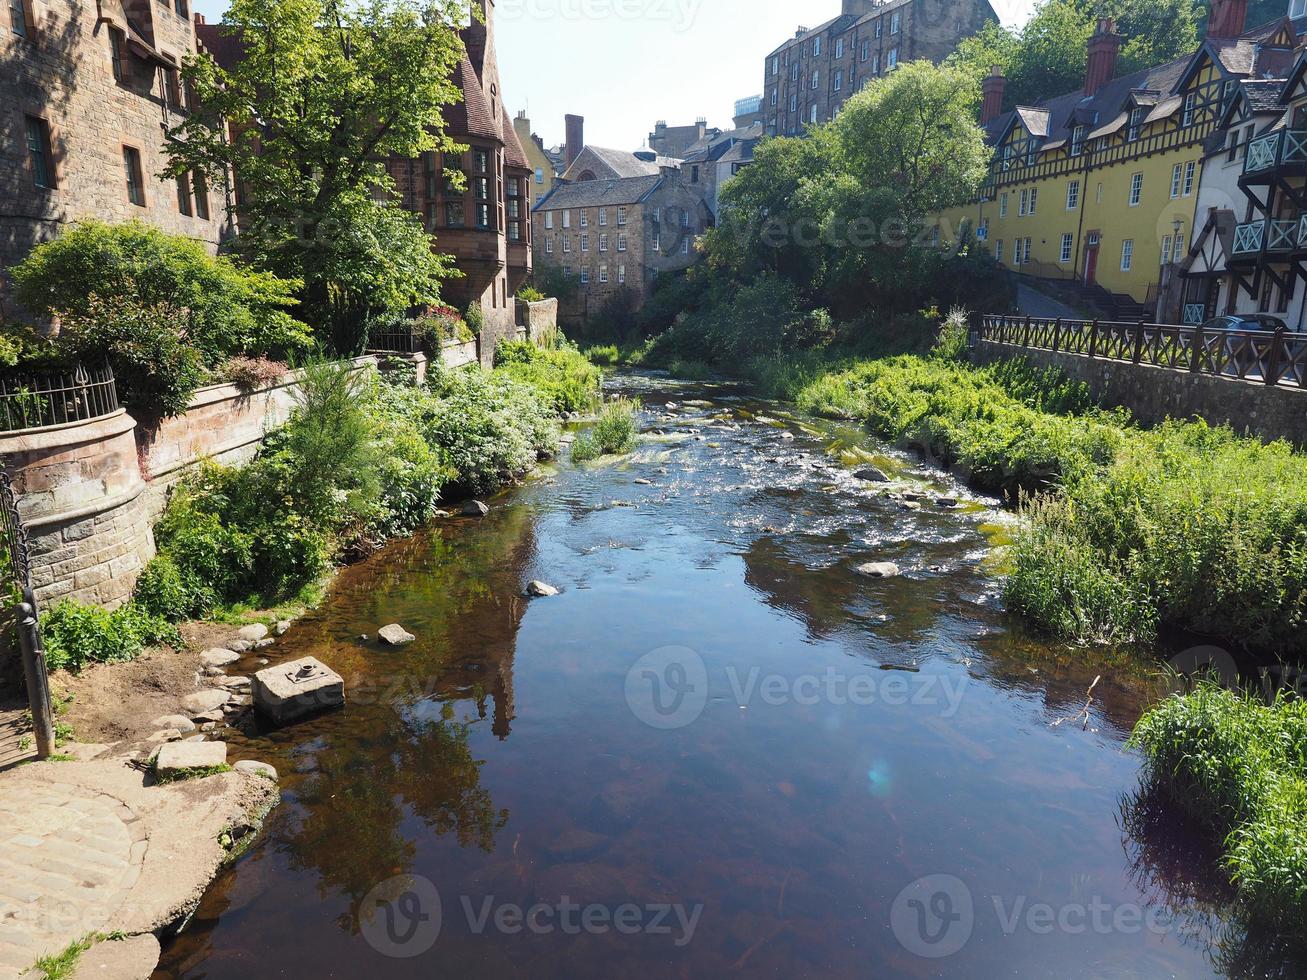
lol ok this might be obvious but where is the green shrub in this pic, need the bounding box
[583,345,620,367]
[10,220,308,363]
[465,301,484,336]
[1130,685,1307,930]
[55,297,207,419]
[41,600,177,672]
[931,307,971,362]
[493,340,602,415]
[516,285,546,303]
[572,398,638,463]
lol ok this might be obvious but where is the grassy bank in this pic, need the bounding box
[40,342,602,672]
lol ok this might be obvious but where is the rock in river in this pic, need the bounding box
[526,581,559,598]
[462,500,490,517]
[238,623,269,643]
[856,562,901,579]
[182,690,232,717]
[854,467,891,483]
[378,624,416,646]
[201,649,240,668]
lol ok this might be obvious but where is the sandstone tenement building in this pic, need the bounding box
[1,0,227,308]
[763,0,998,136]
[532,167,709,323]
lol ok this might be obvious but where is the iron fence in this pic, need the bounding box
[367,324,423,354]
[0,362,119,432]
[977,315,1307,388]
[0,471,54,758]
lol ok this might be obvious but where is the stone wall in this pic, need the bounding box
[517,298,558,342]
[973,340,1307,446]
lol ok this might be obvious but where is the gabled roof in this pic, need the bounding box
[501,107,530,170]
[563,146,671,181]
[442,54,501,142]
[533,175,664,211]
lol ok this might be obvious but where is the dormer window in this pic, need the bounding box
[1025,140,1039,167]
[1182,92,1197,127]
[1292,0,1306,18]
[1127,107,1146,142]
[1002,143,1014,170]
[1071,124,1086,157]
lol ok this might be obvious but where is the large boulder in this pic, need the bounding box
[252,657,345,725]
[526,581,559,598]
[462,500,490,517]
[856,562,901,579]
[377,624,416,646]
[181,690,232,717]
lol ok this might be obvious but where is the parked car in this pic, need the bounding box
[1198,314,1290,379]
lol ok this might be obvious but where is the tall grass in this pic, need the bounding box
[1130,685,1307,931]
[572,398,639,463]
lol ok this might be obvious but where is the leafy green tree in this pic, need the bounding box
[165,0,467,340]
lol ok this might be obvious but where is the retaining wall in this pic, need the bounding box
[973,340,1307,446]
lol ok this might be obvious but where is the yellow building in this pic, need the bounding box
[933,8,1299,316]
[512,111,558,207]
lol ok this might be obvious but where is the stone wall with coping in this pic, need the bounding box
[973,340,1307,446]
[517,298,559,343]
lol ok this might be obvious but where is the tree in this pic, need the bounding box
[165,0,467,339]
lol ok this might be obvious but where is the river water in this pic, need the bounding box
[154,373,1252,978]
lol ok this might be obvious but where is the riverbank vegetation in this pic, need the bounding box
[572,398,639,463]
[40,344,600,670]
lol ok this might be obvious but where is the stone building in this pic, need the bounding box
[513,110,558,203]
[532,167,709,324]
[762,0,998,136]
[647,118,719,159]
[679,123,765,219]
[1,0,228,309]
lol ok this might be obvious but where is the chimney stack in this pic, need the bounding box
[980,66,1006,124]
[564,114,584,170]
[1084,18,1122,97]
[1207,0,1249,38]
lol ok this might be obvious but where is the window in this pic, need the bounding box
[1071,125,1086,157]
[123,146,145,205]
[861,40,869,62]
[872,52,880,74]
[1018,189,1028,216]
[563,264,572,277]
[890,11,900,33]
[811,70,819,91]
[1183,160,1196,196]
[1028,188,1037,215]
[579,210,588,228]
[580,268,590,285]
[174,0,187,15]
[887,47,898,70]
[193,172,209,220]
[599,208,607,226]
[1226,129,1240,164]
[473,148,489,173]
[835,38,843,59]
[999,192,1008,218]
[110,28,127,82]
[1061,233,1073,263]
[563,236,571,253]
[813,36,821,57]
[545,212,554,230]
[175,174,192,216]
[581,233,589,252]
[1066,180,1080,210]
[545,237,553,254]
[1173,232,1185,262]
[1121,239,1134,271]
[617,207,627,226]
[790,93,798,112]
[834,69,843,92]
[24,116,54,189]
[652,231,661,252]
[1182,92,1197,127]
[1128,172,1143,206]
[1127,107,1146,142]
[1026,140,1038,167]
[446,201,465,227]
[691,165,699,183]
[618,264,626,284]
[10,0,30,36]
[535,168,544,184]
[1161,235,1172,264]
[995,239,1004,263]
[682,238,690,255]
[617,234,627,252]
[563,210,571,229]
[599,233,608,253]
[1001,144,1014,171]
[1170,163,1182,198]
[599,266,608,284]
[810,105,818,124]
[875,20,883,38]
[1292,0,1306,16]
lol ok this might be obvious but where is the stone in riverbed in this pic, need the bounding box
[854,467,891,483]
[239,623,269,643]
[182,690,232,716]
[935,497,959,509]
[201,649,240,668]
[462,500,490,517]
[856,562,901,579]
[378,624,416,646]
[234,760,279,781]
[252,657,345,725]
[526,581,559,598]
[274,620,292,636]
[149,714,197,735]
[154,740,227,779]
[216,676,251,691]
[226,640,253,653]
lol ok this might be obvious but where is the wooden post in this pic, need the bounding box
[1051,318,1062,352]
[1133,319,1146,364]
[1023,315,1033,348]
[1088,319,1100,359]
[1267,326,1287,386]
[1189,320,1205,373]
[17,590,55,760]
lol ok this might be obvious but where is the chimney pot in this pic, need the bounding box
[981,65,1007,124]
[1084,18,1122,97]
[564,114,584,170]
[1207,0,1249,39]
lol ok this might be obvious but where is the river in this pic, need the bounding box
[154,372,1251,978]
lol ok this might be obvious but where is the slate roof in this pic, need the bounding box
[1245,79,1285,112]
[563,146,671,181]
[501,107,530,170]
[533,175,663,211]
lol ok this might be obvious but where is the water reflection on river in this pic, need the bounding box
[155,373,1258,979]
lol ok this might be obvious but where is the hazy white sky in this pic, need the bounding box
[191,0,1040,151]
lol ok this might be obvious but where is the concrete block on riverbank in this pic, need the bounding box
[252,657,344,725]
[155,741,228,779]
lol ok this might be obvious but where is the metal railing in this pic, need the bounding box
[977,314,1307,388]
[367,324,424,354]
[0,472,54,759]
[1233,220,1266,255]
[0,363,119,432]
[1243,129,1307,176]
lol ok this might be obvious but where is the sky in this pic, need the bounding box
[191,0,1040,151]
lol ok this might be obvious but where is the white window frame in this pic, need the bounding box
[599,208,607,226]
[1127,107,1146,142]
[1028,187,1037,215]
[599,233,608,252]
[681,238,690,255]
[1128,172,1143,207]
[545,237,553,254]
[835,37,843,59]
[1161,234,1172,265]
[1060,234,1073,263]
[1182,160,1196,196]
[1182,92,1197,127]
[580,268,590,285]
[1066,180,1080,210]
[1018,189,1028,216]
[599,266,608,284]
[617,207,627,226]
[545,212,554,230]
[999,193,1008,218]
[562,210,571,229]
[617,234,627,252]
[1170,163,1182,199]
[890,11,900,34]
[618,264,626,284]
[579,210,588,228]
[887,47,898,70]
[1173,231,1185,262]
[1071,125,1085,157]
[1121,239,1134,271]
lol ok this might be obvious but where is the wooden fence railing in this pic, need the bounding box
[975,315,1307,388]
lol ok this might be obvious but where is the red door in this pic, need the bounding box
[1084,243,1100,286]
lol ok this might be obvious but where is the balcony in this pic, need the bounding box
[1231,217,1301,265]
[1242,129,1307,182]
